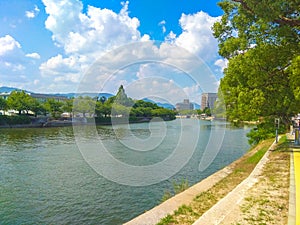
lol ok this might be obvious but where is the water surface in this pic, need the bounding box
[0,119,250,224]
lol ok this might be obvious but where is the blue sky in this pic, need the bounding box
[0,0,226,104]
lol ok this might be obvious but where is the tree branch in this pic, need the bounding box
[232,0,255,14]
[232,0,300,27]
[275,16,300,27]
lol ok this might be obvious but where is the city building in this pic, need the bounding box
[201,93,218,110]
[176,99,194,111]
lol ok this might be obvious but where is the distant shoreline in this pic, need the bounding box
[0,116,175,129]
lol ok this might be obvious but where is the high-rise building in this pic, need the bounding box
[201,93,217,110]
[176,99,194,110]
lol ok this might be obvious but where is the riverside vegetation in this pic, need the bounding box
[0,85,176,126]
[157,136,290,225]
[212,0,300,144]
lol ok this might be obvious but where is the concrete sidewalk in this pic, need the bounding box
[289,150,300,225]
[286,133,299,225]
[192,139,276,225]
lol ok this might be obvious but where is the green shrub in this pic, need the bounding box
[0,115,31,125]
[247,118,286,145]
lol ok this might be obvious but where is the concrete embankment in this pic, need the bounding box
[0,117,167,129]
[0,123,43,128]
[0,120,72,129]
[124,165,234,225]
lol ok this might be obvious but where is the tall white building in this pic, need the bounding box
[201,93,217,110]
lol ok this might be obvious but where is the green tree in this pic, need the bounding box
[73,96,95,117]
[27,97,44,117]
[0,98,7,115]
[203,107,212,116]
[289,56,300,102]
[7,91,32,115]
[62,98,74,117]
[178,109,197,115]
[111,103,130,117]
[151,108,176,120]
[133,100,159,109]
[99,96,107,104]
[213,0,300,126]
[95,100,112,117]
[44,98,63,119]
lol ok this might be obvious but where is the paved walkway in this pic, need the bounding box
[192,139,275,225]
[288,152,296,225]
[287,133,300,225]
[293,150,300,225]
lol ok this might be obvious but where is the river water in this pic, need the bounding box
[0,119,250,224]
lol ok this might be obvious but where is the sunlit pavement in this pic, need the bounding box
[293,151,300,225]
[288,132,300,225]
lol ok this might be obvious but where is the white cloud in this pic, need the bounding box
[25,5,40,19]
[33,79,39,85]
[126,77,188,105]
[26,52,41,59]
[165,31,176,43]
[214,58,228,72]
[0,35,30,88]
[40,54,80,76]
[159,20,166,33]
[0,35,27,72]
[183,84,202,103]
[34,1,223,95]
[42,0,147,56]
[26,11,35,18]
[75,41,219,104]
[174,11,221,62]
[0,35,21,56]
[39,0,151,90]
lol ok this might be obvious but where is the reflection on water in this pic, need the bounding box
[0,119,250,224]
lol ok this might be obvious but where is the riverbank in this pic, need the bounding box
[125,136,290,225]
[0,116,175,129]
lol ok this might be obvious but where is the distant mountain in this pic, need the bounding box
[0,86,24,93]
[142,98,175,109]
[53,92,113,99]
[0,86,113,100]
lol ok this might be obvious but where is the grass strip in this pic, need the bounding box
[157,138,275,225]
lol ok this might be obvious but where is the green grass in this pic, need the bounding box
[156,214,176,225]
[246,146,268,164]
[160,178,189,203]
